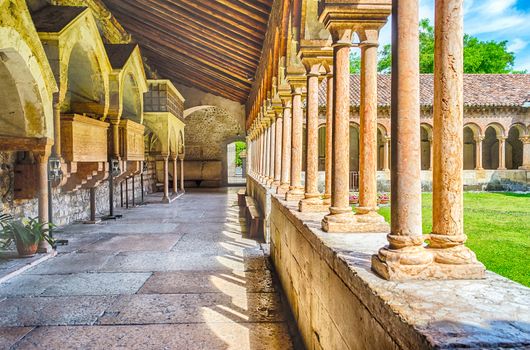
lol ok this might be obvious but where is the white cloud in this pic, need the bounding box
[508,38,528,53]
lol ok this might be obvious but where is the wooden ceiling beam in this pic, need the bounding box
[170,0,266,40]
[141,45,252,94]
[110,9,257,77]
[111,0,262,61]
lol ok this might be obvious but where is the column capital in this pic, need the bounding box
[497,136,507,142]
[299,43,333,75]
[474,135,485,142]
[358,27,381,48]
[519,135,530,144]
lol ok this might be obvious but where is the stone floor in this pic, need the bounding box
[0,188,296,349]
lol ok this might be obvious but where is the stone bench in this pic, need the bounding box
[237,189,246,207]
[244,196,262,238]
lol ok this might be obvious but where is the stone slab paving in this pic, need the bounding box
[0,188,296,349]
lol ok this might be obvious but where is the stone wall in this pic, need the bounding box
[0,151,156,226]
[183,106,245,187]
[248,177,530,350]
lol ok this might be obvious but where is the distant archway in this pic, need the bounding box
[318,125,326,171]
[463,126,476,170]
[349,123,360,172]
[226,139,247,186]
[483,125,504,169]
[506,126,524,169]
[420,124,432,170]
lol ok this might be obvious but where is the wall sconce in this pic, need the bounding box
[48,156,63,182]
[111,158,121,176]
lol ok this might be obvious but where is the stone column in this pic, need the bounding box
[300,64,326,212]
[273,112,283,186]
[36,148,52,253]
[356,29,388,230]
[278,100,292,194]
[372,0,433,280]
[110,120,120,159]
[172,155,178,194]
[428,138,433,171]
[162,156,170,203]
[264,125,271,182]
[258,130,264,179]
[53,93,62,157]
[268,119,276,185]
[321,31,358,232]
[286,87,305,201]
[428,0,484,279]
[382,137,390,171]
[475,136,484,170]
[497,137,507,170]
[180,157,185,192]
[520,136,530,170]
[323,71,333,205]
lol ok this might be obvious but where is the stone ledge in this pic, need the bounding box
[253,177,530,349]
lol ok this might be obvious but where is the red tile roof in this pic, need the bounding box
[318,74,530,108]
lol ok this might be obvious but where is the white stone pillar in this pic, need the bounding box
[475,136,484,170]
[162,156,169,203]
[520,136,530,170]
[382,137,390,171]
[498,137,507,170]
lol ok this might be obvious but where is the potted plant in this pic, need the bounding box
[378,193,390,205]
[349,193,359,205]
[0,215,55,257]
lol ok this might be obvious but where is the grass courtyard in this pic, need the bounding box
[377,192,530,287]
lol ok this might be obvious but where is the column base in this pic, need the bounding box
[519,165,530,170]
[372,253,485,281]
[299,197,329,213]
[276,183,290,195]
[266,178,274,186]
[162,196,170,204]
[355,211,390,232]
[271,180,281,188]
[37,240,53,254]
[322,209,390,233]
[285,187,304,202]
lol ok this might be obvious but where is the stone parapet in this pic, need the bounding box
[247,177,530,349]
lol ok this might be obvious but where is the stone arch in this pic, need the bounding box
[483,124,505,169]
[376,124,388,171]
[420,124,432,170]
[41,9,112,118]
[64,42,107,116]
[463,126,477,170]
[121,72,142,123]
[350,122,360,172]
[0,27,56,138]
[506,125,524,169]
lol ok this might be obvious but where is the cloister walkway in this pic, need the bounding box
[0,189,295,349]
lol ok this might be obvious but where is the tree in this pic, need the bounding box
[235,141,246,167]
[350,51,361,74]
[352,19,524,74]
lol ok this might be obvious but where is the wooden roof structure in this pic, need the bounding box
[102,0,274,103]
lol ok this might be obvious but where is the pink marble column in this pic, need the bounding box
[321,30,357,232]
[356,30,388,230]
[300,66,326,212]
[475,136,484,170]
[259,130,264,179]
[278,100,292,194]
[497,137,507,170]
[268,120,276,185]
[428,0,484,278]
[323,72,333,205]
[264,125,271,183]
[382,137,390,171]
[372,0,433,280]
[36,151,52,253]
[273,115,283,186]
[286,87,305,201]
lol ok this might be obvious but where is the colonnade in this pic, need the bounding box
[247,0,485,280]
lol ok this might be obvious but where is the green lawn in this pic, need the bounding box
[377,192,530,287]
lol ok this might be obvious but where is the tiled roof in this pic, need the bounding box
[105,44,137,69]
[318,74,530,108]
[32,6,86,33]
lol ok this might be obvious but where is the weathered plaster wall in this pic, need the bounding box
[0,152,156,226]
[183,104,245,187]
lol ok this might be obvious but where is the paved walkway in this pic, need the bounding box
[0,188,295,349]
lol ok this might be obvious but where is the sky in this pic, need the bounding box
[378,0,530,71]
